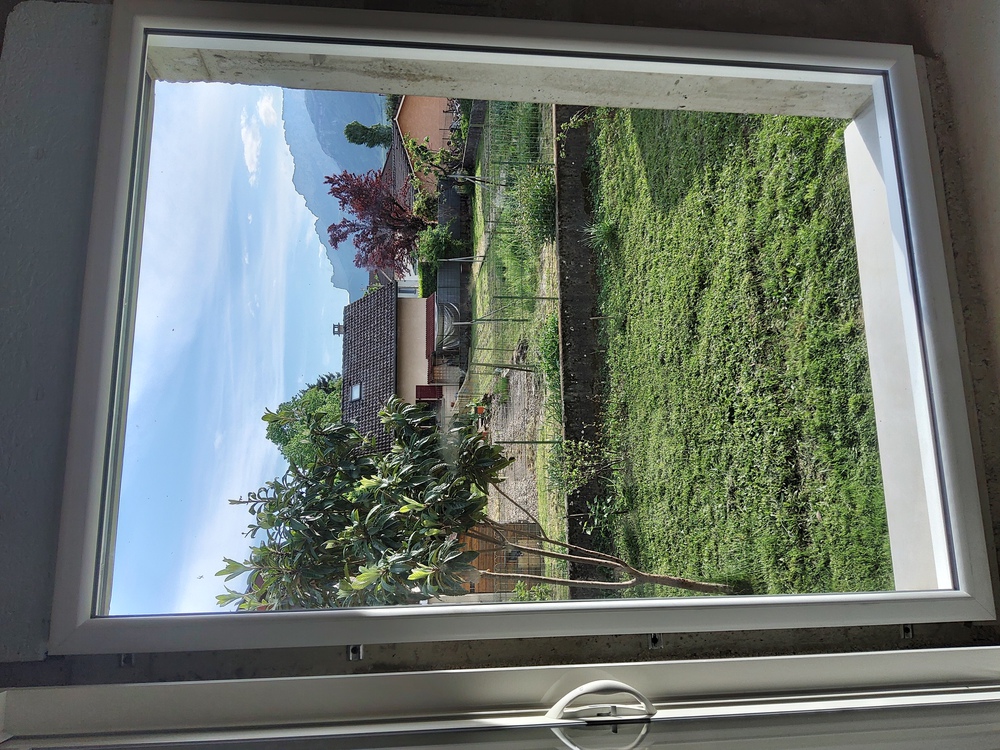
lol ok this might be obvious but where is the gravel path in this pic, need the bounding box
[485,365,545,523]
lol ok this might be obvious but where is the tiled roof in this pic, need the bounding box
[379,123,414,210]
[341,282,398,453]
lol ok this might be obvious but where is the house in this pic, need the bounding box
[373,95,461,297]
[5,0,1000,744]
[379,94,456,204]
[394,94,456,194]
[340,281,463,451]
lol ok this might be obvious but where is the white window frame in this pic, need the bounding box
[6,647,1000,747]
[49,0,995,655]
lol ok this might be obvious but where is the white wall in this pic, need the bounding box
[0,1,111,661]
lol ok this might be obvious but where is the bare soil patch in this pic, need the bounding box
[484,354,545,523]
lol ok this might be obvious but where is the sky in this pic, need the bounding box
[109,82,350,615]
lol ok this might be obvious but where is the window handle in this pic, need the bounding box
[546,679,656,722]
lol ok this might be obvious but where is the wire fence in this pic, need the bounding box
[456,100,557,420]
[450,101,567,590]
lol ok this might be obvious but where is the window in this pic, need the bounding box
[48,0,993,654]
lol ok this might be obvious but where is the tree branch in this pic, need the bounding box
[479,570,638,590]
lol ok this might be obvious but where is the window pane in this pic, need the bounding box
[103,58,946,615]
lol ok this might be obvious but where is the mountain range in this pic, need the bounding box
[281,88,389,302]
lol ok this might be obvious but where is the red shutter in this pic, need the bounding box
[415,385,443,402]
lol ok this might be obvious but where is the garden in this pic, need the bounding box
[223,95,895,610]
[465,102,893,599]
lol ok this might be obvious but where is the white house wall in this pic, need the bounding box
[396,296,429,406]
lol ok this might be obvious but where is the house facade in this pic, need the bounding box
[341,281,463,450]
[395,94,455,194]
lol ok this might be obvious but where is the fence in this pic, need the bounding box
[449,100,566,585]
[456,100,557,415]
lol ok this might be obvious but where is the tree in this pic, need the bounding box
[344,121,393,149]
[217,398,733,611]
[263,373,342,468]
[325,169,430,278]
[403,135,495,187]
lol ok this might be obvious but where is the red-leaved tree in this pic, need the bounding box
[325,170,430,278]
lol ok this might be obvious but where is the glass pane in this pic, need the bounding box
[103,53,945,615]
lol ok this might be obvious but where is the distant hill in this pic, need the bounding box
[304,89,387,174]
[281,89,389,302]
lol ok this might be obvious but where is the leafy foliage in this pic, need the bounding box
[547,439,621,498]
[263,374,343,468]
[219,398,513,610]
[418,261,437,298]
[220,397,734,610]
[404,134,494,192]
[403,135,458,182]
[507,164,555,249]
[411,185,439,223]
[510,581,552,601]
[416,223,465,269]
[534,312,562,422]
[325,169,430,278]
[456,98,474,143]
[582,218,616,250]
[344,121,393,149]
[384,93,402,121]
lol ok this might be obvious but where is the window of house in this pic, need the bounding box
[48,0,994,655]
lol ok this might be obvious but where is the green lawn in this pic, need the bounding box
[587,108,893,595]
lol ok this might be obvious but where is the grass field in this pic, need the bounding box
[586,108,893,595]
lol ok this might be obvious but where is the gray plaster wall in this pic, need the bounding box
[3,0,1000,687]
[0,1,110,663]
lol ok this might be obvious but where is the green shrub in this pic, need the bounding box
[418,261,437,297]
[582,218,616,251]
[384,93,402,120]
[412,187,439,223]
[508,165,556,249]
[510,581,552,602]
[536,312,562,422]
[537,312,561,387]
[416,224,465,268]
[457,98,474,144]
[547,439,621,498]
[493,376,510,404]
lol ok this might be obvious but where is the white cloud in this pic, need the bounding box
[172,430,285,614]
[256,93,279,127]
[240,108,262,186]
[115,82,342,614]
[168,97,325,613]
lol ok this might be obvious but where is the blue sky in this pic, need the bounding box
[110,82,350,615]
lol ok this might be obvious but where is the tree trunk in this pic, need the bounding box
[473,517,735,596]
[630,572,734,595]
[479,570,733,595]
